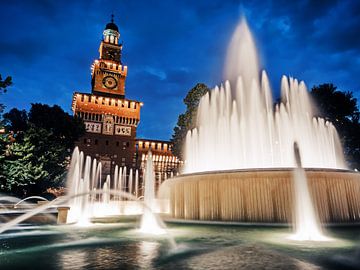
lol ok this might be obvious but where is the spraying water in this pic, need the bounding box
[135,170,139,198]
[129,168,133,195]
[290,142,329,241]
[66,147,167,226]
[140,151,166,234]
[184,19,346,173]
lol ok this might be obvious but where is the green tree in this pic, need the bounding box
[311,84,360,169]
[171,83,210,159]
[0,104,85,196]
[0,135,47,196]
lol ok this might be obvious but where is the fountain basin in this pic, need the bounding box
[159,168,360,223]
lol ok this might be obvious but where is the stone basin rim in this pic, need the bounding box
[175,167,357,179]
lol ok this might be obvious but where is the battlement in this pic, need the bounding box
[91,59,127,76]
[72,92,142,122]
[136,140,170,152]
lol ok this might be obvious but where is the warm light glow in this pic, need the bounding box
[139,211,166,235]
[288,231,331,242]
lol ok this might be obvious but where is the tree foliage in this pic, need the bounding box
[0,103,85,197]
[2,108,28,135]
[171,83,210,159]
[311,84,360,169]
[0,74,12,117]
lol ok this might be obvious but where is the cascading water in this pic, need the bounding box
[184,18,346,173]
[290,142,328,241]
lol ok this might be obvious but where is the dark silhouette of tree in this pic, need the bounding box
[2,108,28,135]
[0,74,12,94]
[0,74,12,116]
[171,83,210,159]
[311,84,360,169]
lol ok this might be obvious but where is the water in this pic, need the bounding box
[66,147,144,223]
[140,151,166,235]
[184,19,346,173]
[13,196,48,208]
[1,222,359,269]
[290,142,328,241]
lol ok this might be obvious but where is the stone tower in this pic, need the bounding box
[72,16,142,177]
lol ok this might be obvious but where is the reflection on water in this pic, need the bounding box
[137,241,160,269]
[1,224,360,269]
[59,250,87,269]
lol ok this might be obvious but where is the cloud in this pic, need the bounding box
[1,0,359,140]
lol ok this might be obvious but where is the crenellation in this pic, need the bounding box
[71,15,180,182]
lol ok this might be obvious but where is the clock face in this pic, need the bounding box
[102,76,118,89]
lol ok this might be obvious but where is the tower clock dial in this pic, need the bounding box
[102,76,118,89]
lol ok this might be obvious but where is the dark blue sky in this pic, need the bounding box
[1,0,359,140]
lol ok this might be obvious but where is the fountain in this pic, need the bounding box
[184,19,345,173]
[290,142,328,241]
[160,18,360,224]
[0,148,169,235]
[140,151,166,234]
[66,147,148,223]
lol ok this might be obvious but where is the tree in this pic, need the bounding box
[171,83,210,159]
[311,84,360,169]
[2,108,28,135]
[0,135,48,196]
[0,74,12,115]
[0,104,85,196]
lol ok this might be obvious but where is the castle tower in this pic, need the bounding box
[71,16,142,177]
[91,15,127,98]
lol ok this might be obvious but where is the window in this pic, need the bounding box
[126,142,130,147]
[105,140,109,146]
[83,138,87,144]
[116,141,120,147]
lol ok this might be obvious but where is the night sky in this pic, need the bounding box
[1,0,359,140]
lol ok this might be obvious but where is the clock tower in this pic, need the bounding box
[72,15,142,176]
[71,15,182,186]
[91,15,127,98]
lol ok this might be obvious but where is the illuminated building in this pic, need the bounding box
[72,16,181,179]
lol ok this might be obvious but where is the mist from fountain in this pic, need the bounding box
[184,18,346,173]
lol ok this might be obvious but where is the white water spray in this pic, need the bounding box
[140,151,165,234]
[184,19,346,173]
[290,142,329,241]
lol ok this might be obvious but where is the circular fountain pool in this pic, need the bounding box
[160,168,360,223]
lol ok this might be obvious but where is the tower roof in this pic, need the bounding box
[105,14,119,32]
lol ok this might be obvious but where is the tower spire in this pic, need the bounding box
[111,13,114,23]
